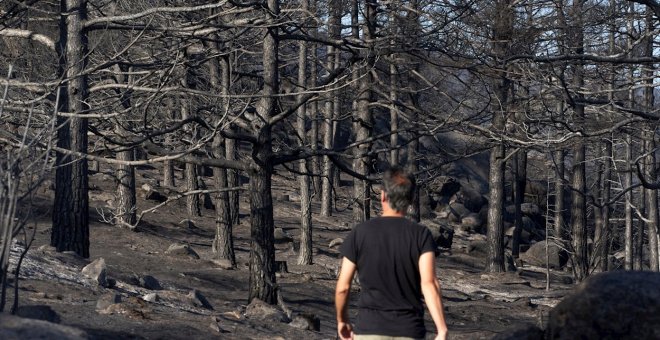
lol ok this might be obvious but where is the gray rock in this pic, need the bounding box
[165,243,200,260]
[520,203,541,216]
[211,258,234,270]
[179,219,196,229]
[547,271,660,339]
[448,202,470,222]
[140,275,162,290]
[245,298,288,323]
[328,238,343,248]
[467,239,488,255]
[96,292,121,311]
[460,213,483,233]
[187,290,213,310]
[520,240,566,269]
[492,323,544,340]
[142,293,158,302]
[505,226,532,245]
[274,228,293,243]
[428,224,453,249]
[15,305,60,323]
[452,188,487,213]
[81,258,107,287]
[289,313,321,331]
[141,183,167,202]
[0,314,89,340]
[209,316,229,333]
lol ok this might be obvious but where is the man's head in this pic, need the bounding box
[381,166,416,214]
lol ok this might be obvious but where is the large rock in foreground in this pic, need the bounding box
[546,271,660,339]
[0,314,88,340]
[520,240,566,269]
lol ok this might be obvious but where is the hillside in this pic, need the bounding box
[4,163,575,340]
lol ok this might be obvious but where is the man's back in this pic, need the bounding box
[340,216,436,337]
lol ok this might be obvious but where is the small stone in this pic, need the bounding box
[188,290,213,310]
[328,238,343,248]
[274,228,293,243]
[139,275,162,290]
[209,316,229,333]
[0,314,88,339]
[275,260,288,273]
[245,298,288,323]
[96,293,121,311]
[211,259,234,270]
[179,219,196,229]
[165,243,200,260]
[289,313,321,331]
[82,258,107,287]
[37,245,56,253]
[142,293,158,302]
[15,305,60,323]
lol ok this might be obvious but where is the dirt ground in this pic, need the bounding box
[5,165,575,339]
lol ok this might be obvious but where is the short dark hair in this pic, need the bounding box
[382,166,415,213]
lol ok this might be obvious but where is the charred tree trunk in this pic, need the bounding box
[114,65,137,229]
[624,133,634,270]
[352,0,376,223]
[485,0,512,273]
[248,0,279,304]
[213,137,235,265]
[51,0,90,258]
[226,137,240,225]
[208,42,235,266]
[512,151,527,259]
[643,126,659,271]
[320,0,340,217]
[162,98,176,188]
[643,10,659,272]
[297,5,313,265]
[116,145,136,228]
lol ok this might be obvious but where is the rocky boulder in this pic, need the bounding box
[81,258,107,287]
[460,213,483,233]
[452,187,487,213]
[165,243,200,260]
[546,271,660,339]
[427,223,454,249]
[448,202,470,223]
[520,240,566,269]
[245,298,289,323]
[0,314,89,340]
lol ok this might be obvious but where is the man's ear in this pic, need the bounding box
[381,191,387,202]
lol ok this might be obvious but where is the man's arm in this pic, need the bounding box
[419,251,448,340]
[335,257,357,340]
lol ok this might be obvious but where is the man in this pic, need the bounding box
[335,166,448,340]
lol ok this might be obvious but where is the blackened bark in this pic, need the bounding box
[51,0,89,258]
[248,0,278,304]
[320,0,341,217]
[116,147,136,228]
[213,137,235,265]
[297,7,313,265]
[352,0,376,223]
[512,151,527,259]
[485,0,512,273]
[624,134,633,270]
[208,42,235,266]
[226,137,240,225]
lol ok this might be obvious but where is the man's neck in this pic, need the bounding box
[381,210,405,218]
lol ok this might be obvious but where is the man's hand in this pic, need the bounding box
[434,328,448,340]
[337,321,353,340]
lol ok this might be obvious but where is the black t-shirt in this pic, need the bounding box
[339,216,437,338]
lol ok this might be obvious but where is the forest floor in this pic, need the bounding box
[6,165,576,339]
